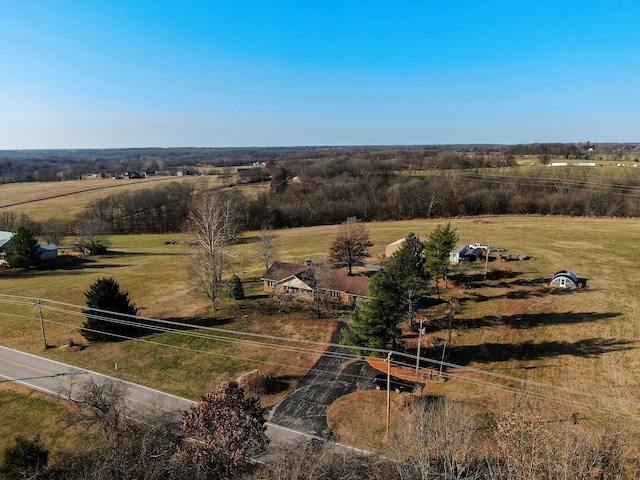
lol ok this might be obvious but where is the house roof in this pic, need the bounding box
[263,261,369,297]
[262,261,308,281]
[387,238,406,248]
[338,275,369,297]
[0,231,14,250]
[387,236,427,248]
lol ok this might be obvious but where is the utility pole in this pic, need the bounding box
[384,351,392,442]
[36,299,47,350]
[483,244,490,280]
[439,302,454,376]
[415,317,425,375]
[447,300,453,361]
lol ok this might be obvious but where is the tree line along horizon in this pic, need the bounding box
[1,148,639,247]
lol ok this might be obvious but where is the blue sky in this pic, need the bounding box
[1,1,639,148]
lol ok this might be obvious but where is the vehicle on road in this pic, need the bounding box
[372,374,416,393]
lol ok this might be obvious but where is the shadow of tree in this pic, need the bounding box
[456,311,621,330]
[449,337,636,366]
[140,316,233,335]
[458,284,595,304]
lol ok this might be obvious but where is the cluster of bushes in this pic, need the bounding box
[3,392,635,480]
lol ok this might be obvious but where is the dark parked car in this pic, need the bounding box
[372,374,416,393]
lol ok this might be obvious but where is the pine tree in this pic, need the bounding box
[227,274,245,300]
[6,227,39,268]
[342,233,429,349]
[80,277,139,342]
[425,222,459,298]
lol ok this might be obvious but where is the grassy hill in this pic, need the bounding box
[1,208,639,452]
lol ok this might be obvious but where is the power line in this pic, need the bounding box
[2,293,640,419]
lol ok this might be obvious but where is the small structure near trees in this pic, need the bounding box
[549,270,585,288]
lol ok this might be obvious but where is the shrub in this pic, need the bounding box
[227,274,245,300]
[238,370,275,395]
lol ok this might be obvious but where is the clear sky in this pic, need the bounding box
[1,1,639,149]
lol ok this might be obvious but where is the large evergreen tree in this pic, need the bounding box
[80,277,139,342]
[342,233,429,350]
[425,222,459,299]
[6,227,39,268]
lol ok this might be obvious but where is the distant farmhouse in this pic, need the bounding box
[0,231,58,263]
[262,261,369,307]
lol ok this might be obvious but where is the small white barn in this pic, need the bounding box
[449,244,469,264]
[385,236,427,257]
[0,231,13,256]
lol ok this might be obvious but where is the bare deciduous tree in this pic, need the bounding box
[0,211,17,231]
[186,193,238,311]
[257,228,279,272]
[57,377,181,480]
[74,215,111,254]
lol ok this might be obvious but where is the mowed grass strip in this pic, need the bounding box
[0,383,77,464]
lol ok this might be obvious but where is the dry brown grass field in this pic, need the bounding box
[0,175,220,222]
[1,180,639,453]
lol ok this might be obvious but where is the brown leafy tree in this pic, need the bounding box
[179,381,268,476]
[329,217,373,275]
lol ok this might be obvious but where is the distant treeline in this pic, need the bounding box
[76,157,640,236]
[244,159,640,229]
[1,143,639,183]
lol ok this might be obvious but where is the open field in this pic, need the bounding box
[0,175,219,222]
[1,215,640,452]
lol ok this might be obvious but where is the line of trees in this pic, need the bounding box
[245,166,640,230]
[5,154,640,244]
[343,224,458,350]
[86,181,198,234]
